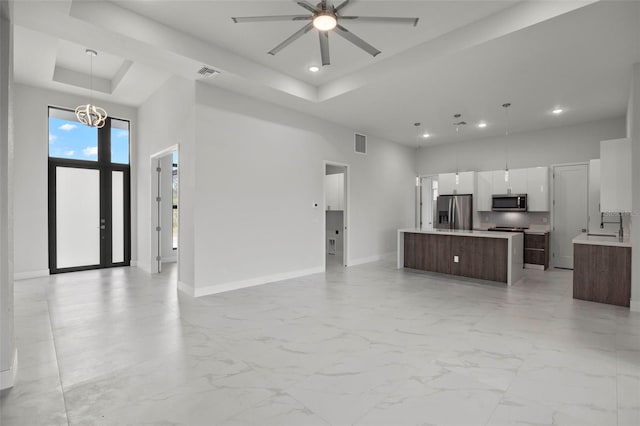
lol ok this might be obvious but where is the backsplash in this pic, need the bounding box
[479,212,550,228]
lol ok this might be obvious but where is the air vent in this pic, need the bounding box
[197,66,220,78]
[355,133,367,154]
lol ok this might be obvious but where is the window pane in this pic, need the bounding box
[111,119,130,164]
[56,167,100,268]
[49,109,98,161]
[112,171,125,263]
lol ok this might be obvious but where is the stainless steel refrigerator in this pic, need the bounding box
[435,194,473,230]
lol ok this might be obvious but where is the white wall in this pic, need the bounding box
[136,77,195,288]
[192,82,415,294]
[11,84,137,277]
[0,7,16,388]
[416,117,626,175]
[629,63,640,312]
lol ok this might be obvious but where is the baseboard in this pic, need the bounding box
[631,300,640,313]
[162,255,177,263]
[349,252,395,267]
[14,269,49,281]
[178,281,194,297]
[134,261,152,274]
[524,264,545,270]
[194,266,324,297]
[0,349,18,390]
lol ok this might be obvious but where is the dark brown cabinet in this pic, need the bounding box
[404,233,507,283]
[524,233,549,270]
[451,236,508,283]
[573,243,631,307]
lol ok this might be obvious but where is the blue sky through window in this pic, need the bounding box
[48,117,98,161]
[48,116,129,163]
[111,126,129,164]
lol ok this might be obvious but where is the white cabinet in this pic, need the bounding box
[492,168,526,195]
[526,167,549,212]
[477,171,493,211]
[438,171,475,195]
[491,170,508,195]
[600,138,632,213]
[509,169,528,194]
[325,173,344,211]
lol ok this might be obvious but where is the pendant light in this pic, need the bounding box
[75,49,108,128]
[453,114,466,185]
[502,103,511,183]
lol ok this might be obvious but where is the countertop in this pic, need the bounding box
[398,228,521,239]
[572,232,631,248]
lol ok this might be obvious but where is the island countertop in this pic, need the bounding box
[398,228,522,239]
[572,232,631,248]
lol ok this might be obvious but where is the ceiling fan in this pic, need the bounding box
[231,0,419,66]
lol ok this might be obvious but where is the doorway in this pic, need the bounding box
[324,162,348,269]
[419,175,438,229]
[47,107,131,273]
[552,163,588,269]
[150,146,179,274]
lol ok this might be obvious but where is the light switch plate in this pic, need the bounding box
[454,255,459,263]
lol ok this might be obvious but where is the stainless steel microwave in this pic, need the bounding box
[492,194,527,212]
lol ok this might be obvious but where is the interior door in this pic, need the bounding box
[552,164,588,269]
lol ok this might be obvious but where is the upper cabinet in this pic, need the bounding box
[476,167,549,212]
[526,167,549,212]
[477,171,493,211]
[492,168,527,195]
[438,171,475,195]
[325,173,344,211]
[600,138,632,213]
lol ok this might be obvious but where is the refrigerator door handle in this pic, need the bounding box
[452,197,457,229]
[448,198,453,229]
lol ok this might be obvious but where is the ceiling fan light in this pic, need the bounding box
[313,13,337,31]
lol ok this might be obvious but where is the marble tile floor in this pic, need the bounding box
[1,260,639,426]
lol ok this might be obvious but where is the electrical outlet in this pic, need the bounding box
[454,255,459,263]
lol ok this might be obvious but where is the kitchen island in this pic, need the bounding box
[397,228,524,286]
[573,233,632,307]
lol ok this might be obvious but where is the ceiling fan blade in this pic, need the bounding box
[334,24,381,57]
[339,16,419,26]
[319,31,330,66]
[232,15,311,23]
[335,0,352,13]
[295,1,319,13]
[268,22,314,55]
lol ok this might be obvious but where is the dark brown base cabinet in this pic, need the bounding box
[404,233,508,283]
[573,243,631,307]
[524,233,549,270]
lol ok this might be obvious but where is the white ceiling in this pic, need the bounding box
[12,0,640,147]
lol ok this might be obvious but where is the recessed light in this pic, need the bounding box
[477,122,487,128]
[422,133,430,138]
[309,66,320,73]
[552,108,564,115]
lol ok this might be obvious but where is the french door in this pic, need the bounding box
[48,108,131,273]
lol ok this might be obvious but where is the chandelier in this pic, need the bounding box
[75,49,107,128]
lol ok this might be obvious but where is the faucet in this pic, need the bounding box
[619,212,624,241]
[600,212,604,229]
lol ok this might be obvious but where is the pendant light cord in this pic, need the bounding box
[503,103,511,171]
